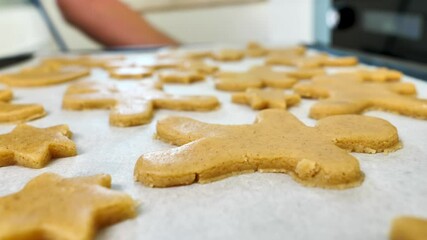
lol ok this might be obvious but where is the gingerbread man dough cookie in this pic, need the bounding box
[215,66,297,91]
[0,65,90,87]
[266,54,358,68]
[135,109,400,188]
[294,73,427,119]
[0,124,76,168]
[390,216,427,240]
[0,173,136,240]
[232,88,300,110]
[63,81,219,127]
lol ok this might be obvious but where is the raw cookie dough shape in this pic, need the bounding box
[0,124,76,168]
[0,88,13,102]
[215,66,297,91]
[354,68,402,82]
[159,69,205,84]
[284,68,326,80]
[63,81,220,127]
[0,66,90,87]
[0,173,136,240]
[135,109,400,188]
[266,54,358,68]
[232,88,301,110]
[212,49,245,61]
[0,102,46,123]
[0,89,46,123]
[294,73,427,119]
[390,216,427,240]
[109,67,153,79]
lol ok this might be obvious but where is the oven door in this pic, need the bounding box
[331,0,427,64]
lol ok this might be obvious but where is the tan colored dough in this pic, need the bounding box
[212,49,245,61]
[135,109,400,188]
[266,54,358,68]
[215,65,297,91]
[0,124,76,168]
[63,81,219,127]
[109,67,152,79]
[284,68,326,80]
[0,66,90,87]
[390,216,427,240]
[179,60,219,75]
[0,88,13,102]
[159,69,205,84]
[0,102,46,123]
[356,68,402,82]
[246,42,269,57]
[0,173,136,240]
[294,73,427,119]
[232,88,300,110]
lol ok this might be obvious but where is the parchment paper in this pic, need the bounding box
[0,50,426,240]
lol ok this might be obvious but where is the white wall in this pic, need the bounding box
[0,5,54,57]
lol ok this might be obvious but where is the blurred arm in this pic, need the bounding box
[57,0,178,47]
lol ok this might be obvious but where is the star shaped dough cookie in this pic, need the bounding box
[0,65,90,87]
[135,109,400,188]
[63,81,219,127]
[390,216,427,240]
[0,89,46,123]
[266,54,358,68]
[215,65,297,91]
[0,173,136,240]
[232,88,300,110]
[294,73,427,119]
[0,124,77,168]
[0,102,46,123]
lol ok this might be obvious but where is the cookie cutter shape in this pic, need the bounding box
[294,73,427,119]
[0,124,76,168]
[266,54,358,68]
[215,66,297,91]
[232,88,300,110]
[135,109,400,188]
[63,81,220,127]
[0,173,136,240]
[390,216,427,240]
[159,69,205,84]
[0,66,90,87]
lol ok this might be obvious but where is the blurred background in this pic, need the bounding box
[0,0,324,56]
[0,0,426,71]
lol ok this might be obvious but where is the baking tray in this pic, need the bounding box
[0,49,426,240]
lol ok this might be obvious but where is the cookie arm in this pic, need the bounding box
[156,116,235,145]
[309,99,368,119]
[153,95,219,111]
[316,115,400,153]
[0,148,15,167]
[110,99,154,127]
